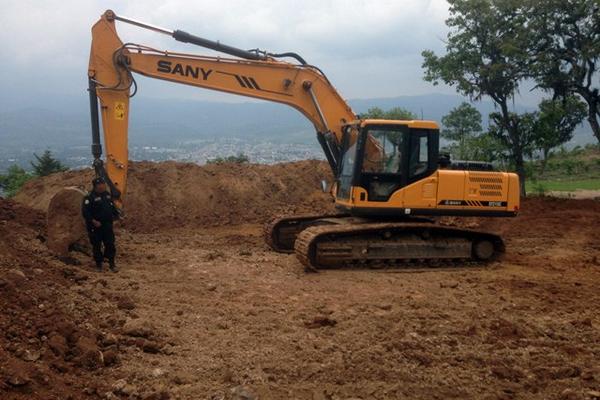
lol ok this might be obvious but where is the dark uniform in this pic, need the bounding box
[82,181,119,271]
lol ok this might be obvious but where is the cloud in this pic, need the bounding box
[0,0,452,104]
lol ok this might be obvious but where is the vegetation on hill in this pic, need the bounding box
[422,0,600,195]
[206,153,250,165]
[527,144,600,194]
[0,150,67,197]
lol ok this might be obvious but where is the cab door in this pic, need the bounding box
[336,126,360,201]
[355,124,409,202]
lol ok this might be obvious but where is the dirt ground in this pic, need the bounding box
[3,161,600,400]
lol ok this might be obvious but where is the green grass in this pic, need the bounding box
[526,178,600,192]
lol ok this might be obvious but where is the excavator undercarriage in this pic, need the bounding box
[266,215,504,270]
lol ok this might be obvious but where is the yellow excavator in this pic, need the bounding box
[80,10,519,269]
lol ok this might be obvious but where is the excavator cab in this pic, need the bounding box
[336,120,440,209]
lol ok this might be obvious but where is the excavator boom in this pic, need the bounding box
[88,10,355,205]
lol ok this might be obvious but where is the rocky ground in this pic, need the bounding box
[2,161,600,399]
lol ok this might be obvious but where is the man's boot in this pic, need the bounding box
[109,261,119,273]
[96,262,103,272]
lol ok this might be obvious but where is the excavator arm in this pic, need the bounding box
[88,10,356,207]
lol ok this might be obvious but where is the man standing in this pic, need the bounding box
[82,177,119,272]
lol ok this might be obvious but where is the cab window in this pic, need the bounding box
[409,133,429,178]
[362,129,405,174]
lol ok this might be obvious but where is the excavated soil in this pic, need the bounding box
[3,161,600,400]
[15,160,335,232]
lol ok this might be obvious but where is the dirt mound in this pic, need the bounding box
[0,198,148,399]
[46,187,88,256]
[15,160,334,232]
[444,195,600,269]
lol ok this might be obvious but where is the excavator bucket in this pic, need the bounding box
[46,187,89,257]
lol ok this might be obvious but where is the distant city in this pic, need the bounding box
[0,137,325,172]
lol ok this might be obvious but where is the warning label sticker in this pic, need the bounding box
[114,102,126,120]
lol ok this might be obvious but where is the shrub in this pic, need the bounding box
[207,153,250,165]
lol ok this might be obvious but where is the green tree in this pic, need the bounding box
[422,0,532,195]
[533,97,587,173]
[488,110,537,175]
[207,153,250,164]
[468,132,507,164]
[0,165,33,197]
[441,102,483,160]
[527,0,600,143]
[31,150,68,177]
[361,107,417,120]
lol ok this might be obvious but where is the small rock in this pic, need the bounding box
[121,384,137,397]
[230,385,256,400]
[97,279,108,287]
[104,392,116,400]
[152,368,165,377]
[102,333,118,346]
[75,336,104,370]
[142,340,162,354]
[222,369,234,383]
[551,366,581,379]
[560,388,579,400]
[581,369,595,380]
[7,268,26,280]
[216,321,229,330]
[83,387,97,395]
[376,304,392,311]
[117,296,136,311]
[7,372,30,387]
[588,391,600,399]
[62,268,89,283]
[142,388,171,400]
[102,349,119,366]
[122,319,155,338]
[22,349,40,362]
[47,334,68,356]
[304,316,337,329]
[112,379,127,393]
[207,283,217,292]
[171,371,193,385]
[440,281,459,289]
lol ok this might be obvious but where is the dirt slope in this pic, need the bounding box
[0,199,121,399]
[15,160,334,232]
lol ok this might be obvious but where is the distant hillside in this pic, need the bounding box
[0,93,595,150]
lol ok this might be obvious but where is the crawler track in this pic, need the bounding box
[294,222,504,270]
[264,214,348,253]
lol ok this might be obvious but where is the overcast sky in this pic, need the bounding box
[0,0,541,109]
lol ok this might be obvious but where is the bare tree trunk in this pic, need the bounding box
[515,153,527,198]
[588,109,600,144]
[540,147,550,175]
[580,92,600,144]
[498,99,527,197]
